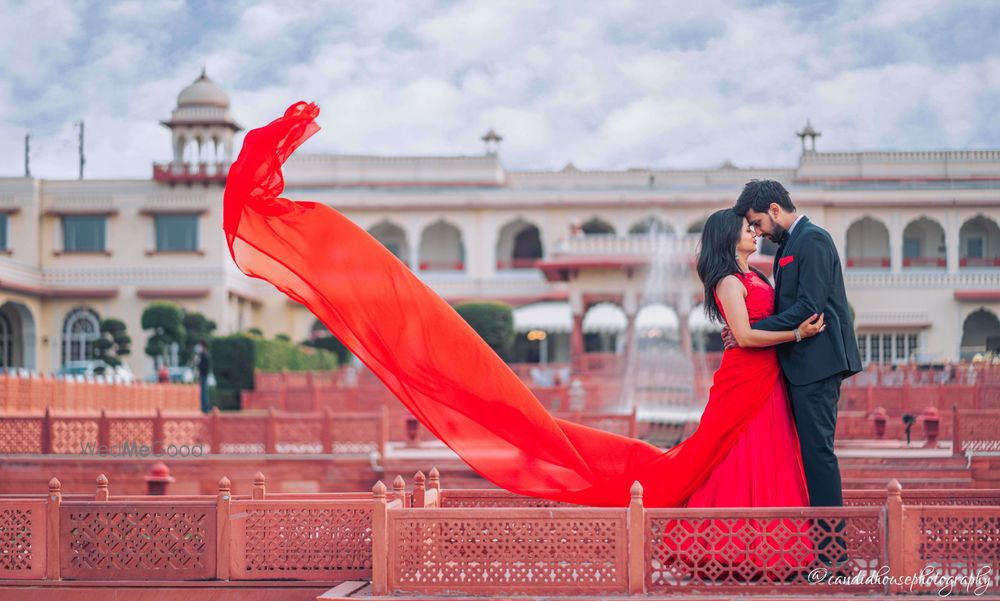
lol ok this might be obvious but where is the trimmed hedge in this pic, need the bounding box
[210,333,338,410]
[454,301,515,354]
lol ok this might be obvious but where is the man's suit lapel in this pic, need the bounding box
[774,216,810,297]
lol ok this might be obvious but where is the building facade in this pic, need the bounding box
[0,74,997,378]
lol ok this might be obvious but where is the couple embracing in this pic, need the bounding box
[689,179,863,511]
[225,104,863,519]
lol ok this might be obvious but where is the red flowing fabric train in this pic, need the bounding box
[223,102,786,508]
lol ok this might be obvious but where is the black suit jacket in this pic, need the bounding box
[751,217,863,386]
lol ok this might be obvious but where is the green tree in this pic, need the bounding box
[92,318,131,373]
[180,310,217,365]
[454,302,515,354]
[141,303,185,368]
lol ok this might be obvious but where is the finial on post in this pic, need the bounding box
[252,471,266,500]
[393,475,406,505]
[629,480,644,504]
[95,474,109,501]
[372,480,387,500]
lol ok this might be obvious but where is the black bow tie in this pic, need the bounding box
[777,230,789,246]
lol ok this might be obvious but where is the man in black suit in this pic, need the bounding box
[728,180,863,508]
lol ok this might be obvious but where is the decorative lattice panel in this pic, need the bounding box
[163,418,209,450]
[389,510,627,594]
[846,493,1000,507]
[231,502,372,579]
[0,503,45,579]
[50,419,99,454]
[109,419,154,449]
[0,418,42,454]
[218,418,266,454]
[910,508,1000,595]
[275,418,324,454]
[60,503,215,580]
[440,493,573,508]
[647,510,884,592]
[331,417,378,454]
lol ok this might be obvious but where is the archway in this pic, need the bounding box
[497,219,543,270]
[419,220,465,271]
[368,221,410,266]
[845,217,890,269]
[960,309,1000,359]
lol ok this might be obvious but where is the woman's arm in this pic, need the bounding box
[716,275,821,348]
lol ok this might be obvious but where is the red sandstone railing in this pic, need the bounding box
[846,256,891,268]
[834,404,1000,455]
[0,407,388,458]
[1,472,997,596]
[0,373,199,413]
[902,256,946,268]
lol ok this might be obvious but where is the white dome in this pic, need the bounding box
[177,70,230,108]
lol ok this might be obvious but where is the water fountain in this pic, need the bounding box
[619,228,713,447]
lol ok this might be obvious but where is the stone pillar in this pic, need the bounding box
[623,311,637,366]
[678,310,693,358]
[945,214,961,274]
[571,313,585,369]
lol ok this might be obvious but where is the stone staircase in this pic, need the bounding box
[838,452,974,489]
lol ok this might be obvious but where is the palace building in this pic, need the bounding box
[0,72,997,379]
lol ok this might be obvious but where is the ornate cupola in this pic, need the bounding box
[796,120,821,153]
[154,69,242,185]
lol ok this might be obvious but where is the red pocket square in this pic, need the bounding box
[779,255,795,267]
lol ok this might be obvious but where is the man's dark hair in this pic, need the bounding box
[733,180,795,216]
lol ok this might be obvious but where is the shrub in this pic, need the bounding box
[210,333,338,410]
[454,301,515,354]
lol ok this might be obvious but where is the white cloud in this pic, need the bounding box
[0,0,996,179]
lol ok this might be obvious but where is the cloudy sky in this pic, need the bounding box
[1,0,998,179]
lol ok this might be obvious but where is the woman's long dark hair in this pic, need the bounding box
[696,208,749,324]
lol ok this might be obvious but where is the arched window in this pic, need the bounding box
[960,309,1000,359]
[419,220,465,271]
[0,311,11,368]
[902,217,946,268]
[629,216,673,236]
[497,219,543,270]
[959,215,1000,268]
[580,217,615,235]
[686,217,708,235]
[368,221,410,266]
[62,307,101,365]
[845,217,890,269]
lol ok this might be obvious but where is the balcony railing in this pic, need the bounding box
[0,373,198,413]
[1,473,996,596]
[418,259,464,271]
[960,256,1000,267]
[902,256,946,268]
[554,234,700,257]
[152,162,228,185]
[495,258,540,270]
[846,256,890,269]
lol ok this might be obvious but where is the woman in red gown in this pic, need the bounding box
[658,208,823,577]
[223,103,821,517]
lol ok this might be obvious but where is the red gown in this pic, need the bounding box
[659,270,814,576]
[222,102,813,513]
